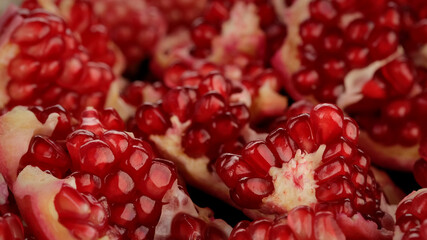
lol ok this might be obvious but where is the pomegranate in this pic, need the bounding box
[394,188,427,240]
[151,1,267,76]
[0,6,117,115]
[229,205,393,239]
[89,0,167,72]
[215,103,392,225]
[159,61,287,123]
[272,0,426,171]
[21,0,125,75]
[132,72,265,207]
[0,106,231,239]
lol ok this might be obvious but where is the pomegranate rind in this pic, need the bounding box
[0,106,58,184]
[359,131,420,171]
[370,166,405,205]
[13,166,82,240]
[154,181,232,239]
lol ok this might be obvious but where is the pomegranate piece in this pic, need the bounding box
[395,188,427,240]
[272,0,426,171]
[157,61,287,123]
[0,106,231,239]
[151,1,272,76]
[89,0,167,72]
[21,0,125,75]
[132,74,260,205]
[229,205,393,240]
[216,103,391,225]
[0,6,117,115]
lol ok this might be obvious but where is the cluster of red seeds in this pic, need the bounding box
[5,8,114,114]
[135,72,250,159]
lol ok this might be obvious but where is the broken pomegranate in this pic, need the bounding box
[151,1,267,76]
[272,0,426,171]
[229,205,393,240]
[394,188,427,240]
[215,103,391,225]
[0,106,231,239]
[0,6,117,115]
[132,73,262,206]
[21,0,125,75]
[159,61,287,123]
[89,0,167,72]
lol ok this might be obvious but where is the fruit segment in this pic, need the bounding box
[272,0,427,171]
[216,103,392,226]
[0,106,231,239]
[0,6,116,115]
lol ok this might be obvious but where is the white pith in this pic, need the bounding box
[262,145,326,213]
[149,116,230,203]
[209,2,265,63]
[272,0,311,77]
[154,181,231,239]
[251,80,288,121]
[14,166,78,240]
[154,181,199,239]
[0,106,59,183]
[337,47,404,109]
[105,78,136,121]
[358,130,420,171]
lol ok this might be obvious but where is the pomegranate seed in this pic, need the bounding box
[182,126,212,158]
[135,104,170,135]
[310,104,344,144]
[138,160,177,200]
[171,213,206,240]
[293,69,320,94]
[191,23,218,49]
[242,141,277,177]
[103,171,136,203]
[110,203,137,229]
[309,0,338,23]
[78,140,117,178]
[192,93,226,123]
[135,196,161,225]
